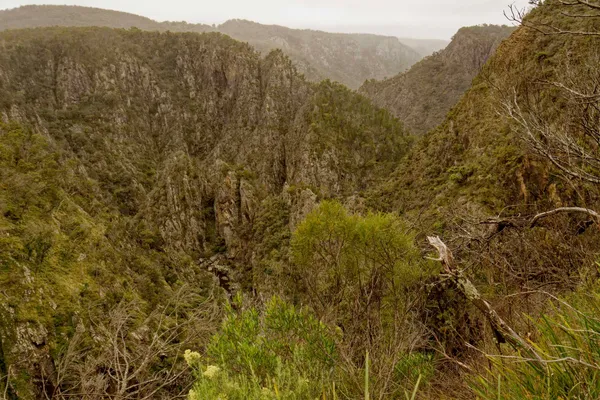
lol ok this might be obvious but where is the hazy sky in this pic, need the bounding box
[1,0,531,39]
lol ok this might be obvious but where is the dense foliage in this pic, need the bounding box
[186,296,338,399]
[0,120,215,399]
[288,201,437,397]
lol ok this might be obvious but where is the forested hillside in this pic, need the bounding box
[0,5,422,89]
[1,1,600,399]
[0,4,206,31]
[217,19,422,88]
[360,25,514,135]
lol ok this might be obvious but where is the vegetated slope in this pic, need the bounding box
[360,25,515,135]
[367,3,600,384]
[0,4,208,31]
[0,4,216,33]
[370,17,594,217]
[0,5,422,89]
[0,27,411,398]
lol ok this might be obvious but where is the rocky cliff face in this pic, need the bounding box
[0,5,422,89]
[359,25,514,135]
[0,25,410,273]
[0,27,410,397]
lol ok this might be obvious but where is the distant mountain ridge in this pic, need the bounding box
[0,5,430,89]
[360,25,515,134]
[217,19,425,88]
[0,4,213,31]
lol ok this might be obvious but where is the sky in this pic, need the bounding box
[0,0,532,39]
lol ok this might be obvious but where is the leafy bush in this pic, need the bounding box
[186,295,339,399]
[291,200,431,311]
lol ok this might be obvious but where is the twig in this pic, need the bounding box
[530,207,600,227]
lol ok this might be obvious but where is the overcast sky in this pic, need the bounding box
[1,0,531,39]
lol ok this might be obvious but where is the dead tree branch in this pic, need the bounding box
[506,1,600,36]
[50,287,219,400]
[530,207,600,226]
[427,236,544,365]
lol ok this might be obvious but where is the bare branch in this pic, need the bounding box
[530,207,600,227]
[501,62,600,185]
[506,1,600,36]
[426,236,453,274]
[560,0,600,11]
[2,366,10,400]
[427,236,545,365]
[51,287,219,399]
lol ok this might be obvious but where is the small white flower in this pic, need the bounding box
[184,349,202,366]
[203,365,221,379]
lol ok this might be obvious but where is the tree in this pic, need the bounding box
[290,201,436,398]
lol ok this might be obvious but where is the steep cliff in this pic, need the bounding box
[0,5,422,89]
[360,25,514,135]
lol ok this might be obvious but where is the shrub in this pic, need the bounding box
[289,200,437,397]
[186,295,339,399]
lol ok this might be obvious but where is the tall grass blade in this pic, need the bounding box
[365,350,370,400]
[410,374,422,400]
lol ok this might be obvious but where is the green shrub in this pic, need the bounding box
[290,201,431,309]
[186,295,339,399]
[395,352,436,391]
